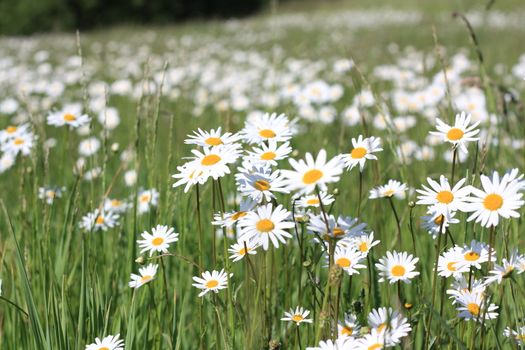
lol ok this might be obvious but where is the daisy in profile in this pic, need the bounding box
[137,225,179,256]
[332,246,366,275]
[236,166,289,203]
[228,240,259,262]
[137,188,159,214]
[245,140,292,167]
[457,240,493,270]
[464,168,524,227]
[504,326,525,346]
[212,198,257,227]
[171,163,206,193]
[192,269,231,297]
[437,247,469,278]
[280,306,313,325]
[308,214,367,242]
[454,289,498,321]
[369,179,407,199]
[128,263,158,289]
[355,328,385,349]
[238,204,294,250]
[1,131,34,156]
[421,210,460,239]
[282,149,343,194]
[376,251,419,284]
[340,135,382,172]
[367,307,412,346]
[104,198,130,214]
[296,191,335,209]
[38,186,65,205]
[416,176,472,216]
[185,127,241,147]
[79,209,119,232]
[85,334,124,350]
[430,111,480,153]
[338,313,361,338]
[242,112,294,144]
[47,104,90,128]
[188,144,241,181]
[342,232,380,255]
[484,249,523,285]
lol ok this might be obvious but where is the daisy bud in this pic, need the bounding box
[404,303,413,310]
[408,201,415,208]
[135,256,145,265]
[303,260,311,268]
[111,143,119,152]
[268,340,281,350]
[291,149,299,157]
[333,188,340,196]
[329,264,343,286]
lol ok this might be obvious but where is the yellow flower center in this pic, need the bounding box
[256,219,275,232]
[99,347,110,350]
[306,198,320,205]
[111,199,122,207]
[201,154,221,166]
[359,242,368,252]
[368,344,382,350]
[467,303,480,316]
[292,314,304,322]
[351,147,367,159]
[254,179,271,191]
[391,265,406,277]
[436,190,454,204]
[447,128,464,141]
[6,126,17,133]
[95,216,105,224]
[447,262,457,271]
[464,251,480,261]
[206,279,219,288]
[238,248,249,256]
[383,189,395,197]
[259,129,276,138]
[341,326,353,336]
[377,323,387,333]
[302,169,323,184]
[231,211,247,221]
[332,227,344,236]
[152,237,164,246]
[14,138,24,145]
[261,151,276,160]
[336,257,351,268]
[140,194,151,203]
[63,113,77,122]
[140,275,152,283]
[205,137,223,146]
[434,215,444,225]
[483,193,503,211]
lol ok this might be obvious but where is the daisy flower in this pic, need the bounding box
[187,144,241,181]
[238,204,294,250]
[464,168,524,227]
[245,140,292,167]
[280,306,313,325]
[430,111,480,153]
[1,131,34,156]
[242,112,294,144]
[137,225,179,256]
[306,338,355,350]
[137,188,159,214]
[332,246,366,275]
[236,166,289,203]
[341,232,380,255]
[128,263,158,289]
[228,240,259,262]
[454,289,498,321]
[416,176,472,216]
[78,137,101,157]
[171,162,206,193]
[421,210,460,239]
[185,127,241,147]
[296,191,335,209]
[504,326,525,346]
[308,214,367,242]
[484,249,523,285]
[355,328,385,350]
[457,240,493,270]
[0,123,29,143]
[376,251,419,284]
[85,334,124,350]
[282,149,343,194]
[79,209,119,232]
[367,307,412,346]
[437,247,469,278]
[340,135,382,172]
[338,313,361,338]
[369,179,407,199]
[47,104,90,128]
[192,269,231,297]
[104,198,130,214]
[38,186,65,205]
[212,198,257,227]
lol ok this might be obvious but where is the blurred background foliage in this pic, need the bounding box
[0,0,287,35]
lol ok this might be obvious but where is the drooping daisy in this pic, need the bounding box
[212,198,257,227]
[137,188,159,214]
[376,251,419,284]
[457,240,493,270]
[338,313,361,338]
[79,209,119,232]
[1,131,34,156]
[464,168,524,227]
[38,186,65,205]
[280,306,313,325]
[437,247,469,278]
[484,249,523,285]
[185,127,241,148]
[104,198,130,214]
[187,144,242,181]
[421,210,460,239]
[369,179,407,199]
[47,104,90,128]
[416,176,472,216]
[242,112,294,144]
[504,326,525,346]
[192,269,231,297]
[308,214,367,242]
[171,162,206,193]
[238,204,294,250]
[85,334,124,350]
[296,191,335,209]
[340,135,383,172]
[282,149,343,194]
[331,246,367,275]
[454,289,498,321]
[430,111,480,153]
[228,240,259,262]
[245,140,292,167]
[447,275,486,302]
[128,263,158,289]
[236,166,289,203]
[137,225,179,256]
[341,232,380,255]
